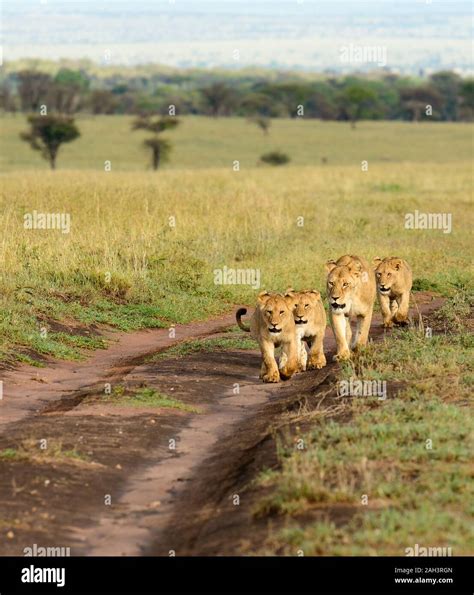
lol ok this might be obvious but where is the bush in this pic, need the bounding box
[260,150,290,166]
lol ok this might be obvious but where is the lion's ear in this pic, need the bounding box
[325,260,337,274]
[348,261,363,277]
[257,291,271,305]
[310,289,321,297]
[285,287,295,297]
[391,258,402,270]
[372,257,383,270]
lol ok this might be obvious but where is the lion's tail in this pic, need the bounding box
[236,308,250,332]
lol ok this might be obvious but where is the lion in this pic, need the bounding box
[236,291,298,383]
[373,257,413,328]
[325,254,376,361]
[284,289,327,371]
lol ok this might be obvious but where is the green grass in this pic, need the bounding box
[0,448,19,460]
[1,116,472,172]
[0,440,89,464]
[255,292,474,555]
[151,335,257,360]
[107,387,199,412]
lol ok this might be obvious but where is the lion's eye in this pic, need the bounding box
[376,272,381,277]
[343,283,349,288]
[387,273,391,277]
[280,310,284,315]
[266,310,272,315]
[328,281,334,286]
[304,304,309,308]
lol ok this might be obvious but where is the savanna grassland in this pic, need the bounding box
[1,115,472,171]
[0,113,473,557]
[0,116,472,363]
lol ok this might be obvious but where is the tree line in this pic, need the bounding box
[1,67,473,123]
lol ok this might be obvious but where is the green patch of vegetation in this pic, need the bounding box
[107,387,199,412]
[151,335,257,360]
[0,440,89,464]
[0,448,19,460]
[412,278,441,292]
[15,353,46,367]
[255,291,474,555]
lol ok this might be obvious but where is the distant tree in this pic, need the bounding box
[249,116,271,135]
[88,90,119,114]
[20,115,80,169]
[200,83,237,117]
[305,90,338,120]
[132,116,180,170]
[400,86,443,121]
[430,71,461,121]
[459,78,474,120]
[48,68,89,114]
[259,83,312,118]
[338,84,378,128]
[17,71,52,112]
[0,84,17,113]
[240,92,275,117]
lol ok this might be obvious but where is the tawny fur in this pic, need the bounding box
[284,289,327,371]
[236,291,298,383]
[373,257,413,328]
[325,254,376,361]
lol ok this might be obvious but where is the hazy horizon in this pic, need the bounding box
[2,0,473,74]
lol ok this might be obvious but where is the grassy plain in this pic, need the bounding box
[1,115,472,171]
[0,116,472,363]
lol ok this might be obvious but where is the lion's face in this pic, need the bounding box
[285,290,321,326]
[374,258,402,294]
[326,266,360,314]
[258,293,293,334]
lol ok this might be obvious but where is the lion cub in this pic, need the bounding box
[373,257,412,328]
[236,291,298,383]
[284,289,327,371]
[325,254,376,361]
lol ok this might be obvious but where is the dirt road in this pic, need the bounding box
[0,293,443,556]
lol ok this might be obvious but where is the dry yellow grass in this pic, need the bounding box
[0,160,472,361]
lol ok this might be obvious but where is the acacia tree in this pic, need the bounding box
[132,116,179,170]
[20,115,80,169]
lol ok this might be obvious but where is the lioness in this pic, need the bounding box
[285,289,327,371]
[236,291,298,383]
[373,257,412,328]
[325,254,376,361]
